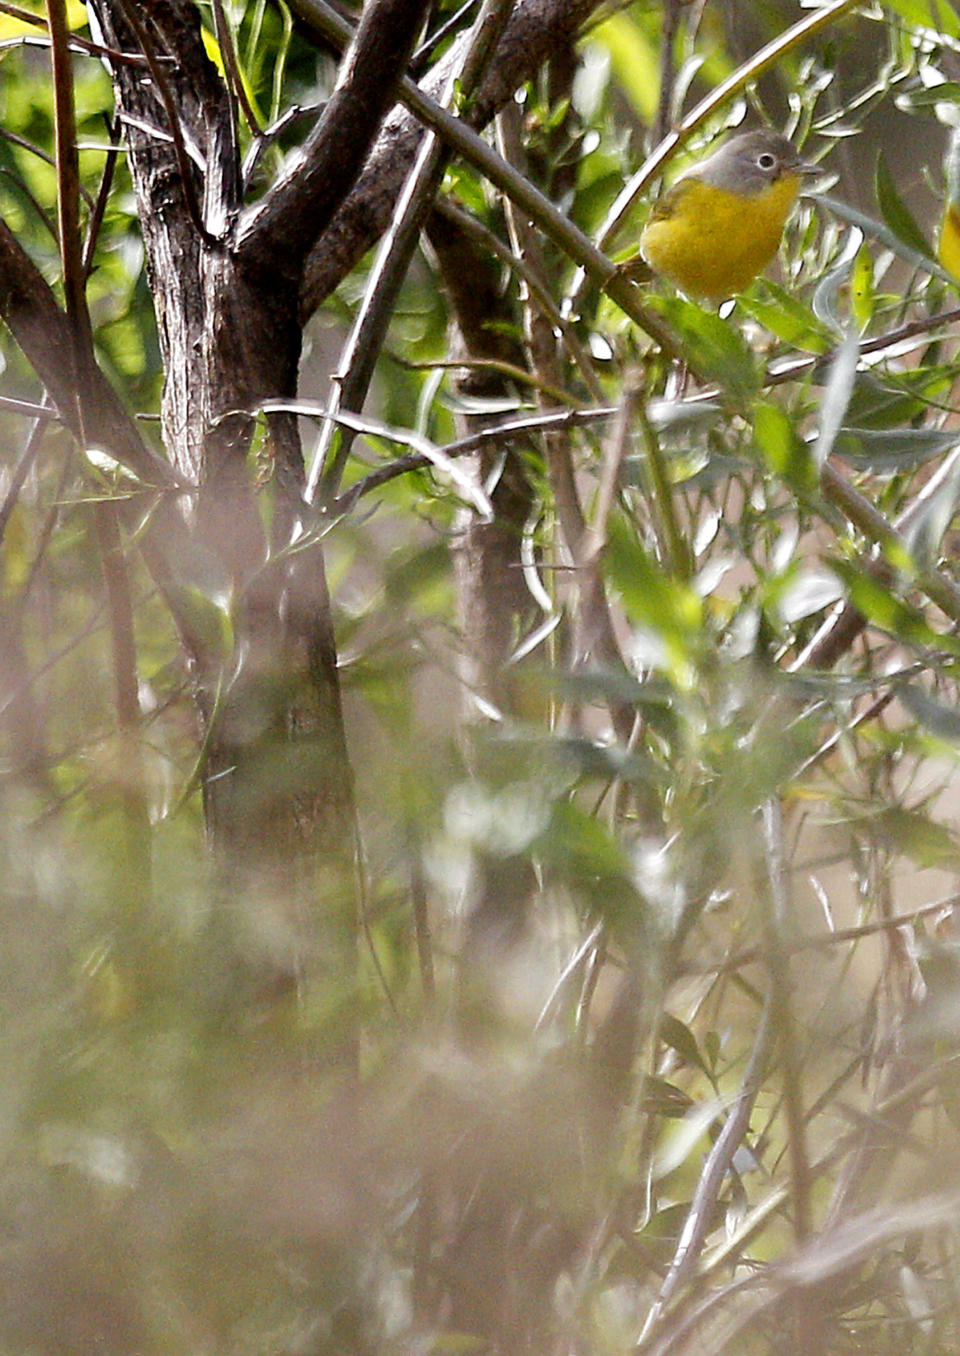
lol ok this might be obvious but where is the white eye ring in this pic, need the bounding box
[756,152,777,171]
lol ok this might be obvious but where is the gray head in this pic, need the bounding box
[690,129,818,195]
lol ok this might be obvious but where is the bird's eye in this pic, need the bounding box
[756,152,777,171]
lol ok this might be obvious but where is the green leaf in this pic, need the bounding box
[590,11,660,122]
[833,426,960,473]
[829,558,960,657]
[659,1013,708,1074]
[813,191,954,286]
[875,151,936,261]
[605,513,703,675]
[164,582,234,659]
[753,401,816,493]
[651,296,760,399]
[535,801,642,930]
[845,371,939,429]
[883,0,960,38]
[850,242,875,332]
[737,282,832,354]
[902,451,960,566]
[383,540,451,608]
[862,805,960,870]
[899,683,960,743]
[83,445,145,488]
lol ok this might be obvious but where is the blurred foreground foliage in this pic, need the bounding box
[6,0,960,1353]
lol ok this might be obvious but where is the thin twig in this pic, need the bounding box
[762,798,812,1245]
[581,384,633,562]
[0,394,59,420]
[0,125,94,211]
[679,893,960,979]
[0,414,48,547]
[81,115,121,279]
[0,599,106,724]
[654,0,681,145]
[95,501,141,730]
[641,987,776,1336]
[17,453,75,612]
[408,824,436,1000]
[393,349,581,406]
[333,404,618,511]
[0,165,61,242]
[410,0,478,73]
[354,816,402,1020]
[210,0,261,136]
[636,388,692,579]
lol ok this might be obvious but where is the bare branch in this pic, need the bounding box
[236,0,432,275]
[295,0,605,317]
[307,0,514,504]
[0,216,175,487]
[48,0,93,360]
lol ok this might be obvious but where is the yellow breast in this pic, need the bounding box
[939,202,960,280]
[640,174,802,303]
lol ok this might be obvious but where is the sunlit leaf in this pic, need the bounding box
[650,295,760,399]
[829,558,960,657]
[753,400,816,493]
[605,512,704,670]
[588,12,660,121]
[737,282,832,353]
[883,0,960,39]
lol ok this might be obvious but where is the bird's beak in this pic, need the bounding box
[796,160,822,177]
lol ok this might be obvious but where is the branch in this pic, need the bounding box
[307,0,514,503]
[48,0,93,368]
[0,216,175,487]
[236,0,432,275]
[642,990,776,1338]
[294,0,604,319]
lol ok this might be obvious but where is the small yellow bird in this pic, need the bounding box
[938,125,960,280]
[637,129,819,303]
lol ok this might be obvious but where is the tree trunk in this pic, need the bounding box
[86,0,429,1017]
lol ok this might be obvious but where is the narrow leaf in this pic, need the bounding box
[875,150,936,260]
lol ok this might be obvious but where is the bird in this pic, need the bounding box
[635,128,819,303]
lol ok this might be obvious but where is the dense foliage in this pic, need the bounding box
[3,0,960,1352]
